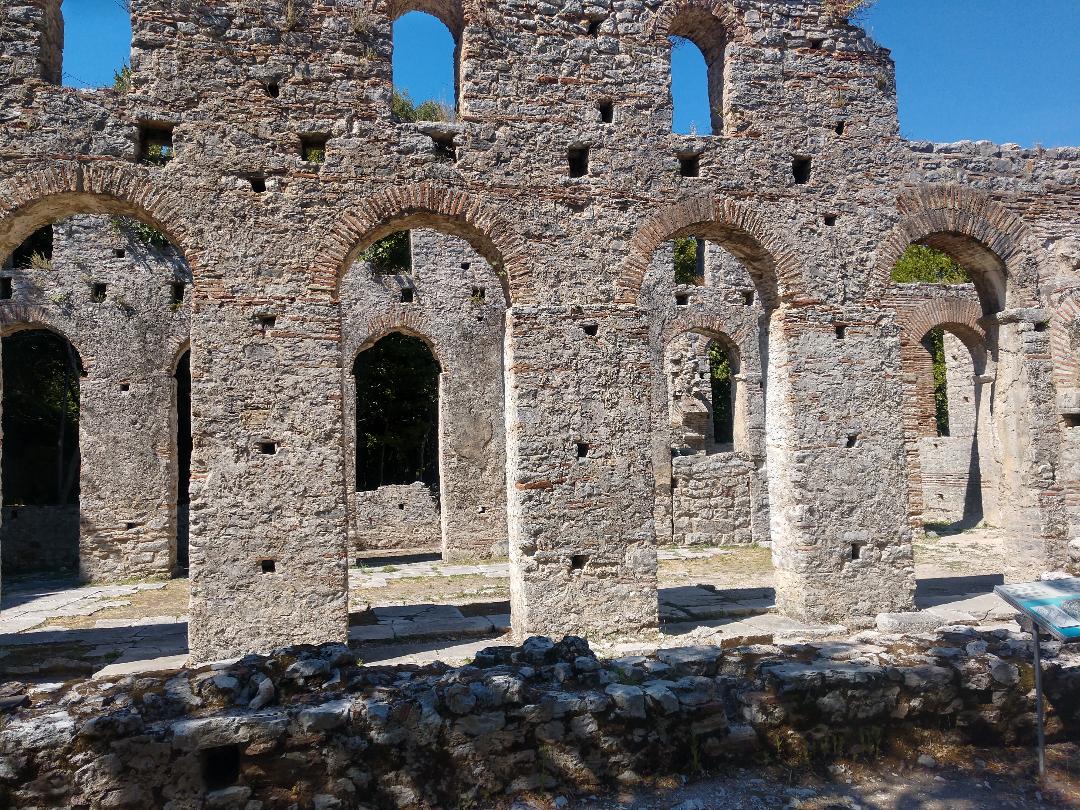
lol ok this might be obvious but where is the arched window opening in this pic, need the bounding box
[59,2,131,90]
[1,329,82,580]
[667,331,741,454]
[392,11,457,120]
[8,226,53,270]
[668,12,726,136]
[354,333,442,492]
[175,350,192,569]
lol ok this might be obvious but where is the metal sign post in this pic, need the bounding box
[995,577,1080,780]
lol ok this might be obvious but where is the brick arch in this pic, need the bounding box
[312,182,530,305]
[380,0,469,37]
[876,185,1044,312]
[661,311,752,358]
[898,296,986,354]
[0,162,201,276]
[621,195,804,306]
[349,310,448,369]
[0,307,90,372]
[648,0,742,40]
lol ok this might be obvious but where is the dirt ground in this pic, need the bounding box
[511,745,1080,809]
[14,526,1017,632]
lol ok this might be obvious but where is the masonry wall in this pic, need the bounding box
[0,0,1075,657]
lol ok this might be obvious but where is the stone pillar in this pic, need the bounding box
[985,313,1069,576]
[78,371,177,581]
[506,306,658,641]
[768,305,916,625]
[187,300,348,663]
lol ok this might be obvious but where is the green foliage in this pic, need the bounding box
[302,143,326,163]
[362,231,412,274]
[110,216,171,250]
[1,330,80,506]
[708,342,734,445]
[113,63,132,94]
[673,236,701,285]
[391,89,452,123]
[354,333,441,491]
[891,244,970,285]
[926,327,950,437]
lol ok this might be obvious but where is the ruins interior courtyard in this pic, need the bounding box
[1,0,1080,806]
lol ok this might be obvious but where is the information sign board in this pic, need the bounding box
[995,577,1080,643]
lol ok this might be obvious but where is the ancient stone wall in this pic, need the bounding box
[3,631,1079,808]
[0,0,1076,659]
[0,505,78,576]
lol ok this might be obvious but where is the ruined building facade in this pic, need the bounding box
[0,0,1078,662]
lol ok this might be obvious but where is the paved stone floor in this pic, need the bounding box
[0,529,1028,679]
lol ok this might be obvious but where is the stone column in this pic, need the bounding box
[506,306,658,641]
[78,371,177,581]
[768,304,916,625]
[985,313,1069,576]
[186,300,349,663]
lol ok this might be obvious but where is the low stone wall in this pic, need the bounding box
[3,628,1078,809]
[350,482,441,555]
[671,452,754,546]
[0,504,78,576]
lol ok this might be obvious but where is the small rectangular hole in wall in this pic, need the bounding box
[824,214,837,227]
[675,293,690,306]
[265,81,281,98]
[430,134,456,162]
[810,38,824,49]
[679,154,700,178]
[851,543,861,560]
[1035,321,1049,333]
[125,521,138,530]
[834,120,846,136]
[584,17,602,36]
[397,502,405,510]
[846,433,859,448]
[460,261,471,271]
[257,442,277,455]
[139,124,174,166]
[742,290,754,306]
[260,559,276,573]
[598,100,614,124]
[576,442,590,459]
[91,282,107,303]
[258,314,276,331]
[400,287,414,304]
[1064,414,1080,429]
[120,383,130,392]
[249,176,267,193]
[835,324,846,340]
[300,134,329,163]
[570,554,589,571]
[0,278,11,301]
[471,286,486,302]
[201,745,241,791]
[113,248,126,258]
[582,323,598,337]
[170,282,185,306]
[568,147,590,178]
[792,156,812,184]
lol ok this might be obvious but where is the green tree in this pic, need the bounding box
[354,334,441,491]
[708,342,733,444]
[361,231,412,274]
[925,327,950,436]
[674,236,702,285]
[891,244,970,284]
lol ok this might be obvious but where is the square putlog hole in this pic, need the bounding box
[568,147,590,178]
[679,154,700,178]
[576,442,590,458]
[201,744,241,791]
[90,282,108,303]
[0,277,11,300]
[792,156,812,184]
[260,559,277,573]
[300,134,329,163]
[570,554,589,572]
[257,441,278,455]
[139,124,175,166]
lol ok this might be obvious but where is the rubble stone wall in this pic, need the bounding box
[2,631,1079,809]
[0,505,78,576]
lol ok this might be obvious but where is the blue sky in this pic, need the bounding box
[62,0,1079,147]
